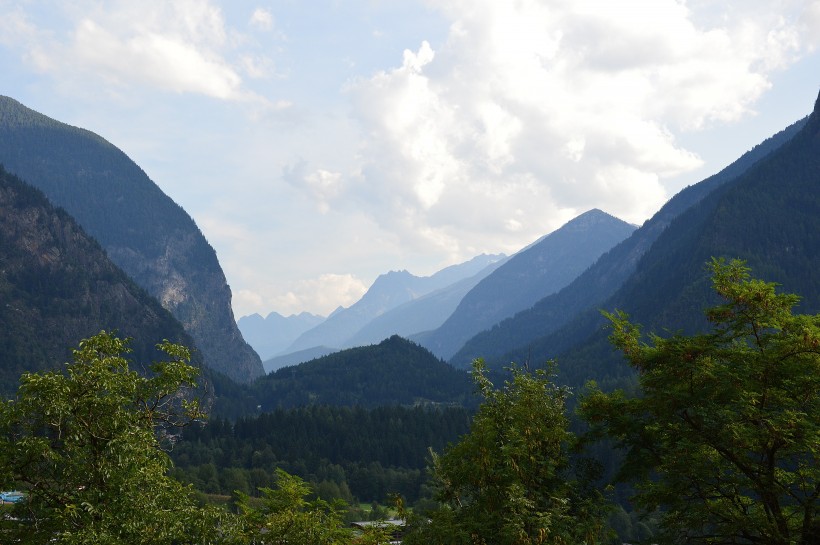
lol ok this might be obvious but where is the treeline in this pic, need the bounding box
[169,404,472,503]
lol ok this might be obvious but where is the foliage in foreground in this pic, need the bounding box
[229,468,391,545]
[404,360,609,545]
[0,331,226,544]
[581,259,820,544]
[0,331,398,544]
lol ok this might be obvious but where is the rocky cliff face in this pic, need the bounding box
[0,166,198,393]
[0,96,263,383]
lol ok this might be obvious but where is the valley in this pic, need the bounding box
[0,88,818,543]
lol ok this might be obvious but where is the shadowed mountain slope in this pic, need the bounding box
[450,112,810,368]
[0,166,197,394]
[497,90,820,390]
[0,96,262,383]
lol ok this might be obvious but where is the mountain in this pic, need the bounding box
[251,335,475,410]
[0,96,263,383]
[0,166,196,394]
[606,89,820,329]
[238,311,325,362]
[340,256,507,349]
[283,254,504,353]
[417,209,636,360]
[484,89,820,392]
[450,112,810,369]
[540,88,820,392]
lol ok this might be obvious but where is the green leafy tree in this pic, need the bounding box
[0,331,225,544]
[581,259,820,544]
[405,360,608,545]
[232,468,390,545]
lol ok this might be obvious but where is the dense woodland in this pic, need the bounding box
[169,404,472,504]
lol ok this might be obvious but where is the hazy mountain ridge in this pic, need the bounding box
[418,209,636,360]
[238,311,325,362]
[0,96,263,383]
[449,112,811,368]
[0,166,196,394]
[283,253,504,354]
[340,255,507,349]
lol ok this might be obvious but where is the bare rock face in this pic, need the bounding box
[0,96,263,383]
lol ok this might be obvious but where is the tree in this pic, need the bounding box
[404,360,608,545]
[0,331,225,544]
[580,259,820,544]
[231,468,390,545]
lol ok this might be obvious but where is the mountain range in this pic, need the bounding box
[0,88,817,418]
[415,209,636,359]
[279,253,505,354]
[449,107,812,370]
[244,210,635,370]
[484,89,820,393]
[238,311,325,362]
[219,88,819,417]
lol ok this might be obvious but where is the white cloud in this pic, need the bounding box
[235,273,368,317]
[801,0,820,49]
[249,8,274,31]
[338,0,816,263]
[304,169,343,213]
[16,0,262,101]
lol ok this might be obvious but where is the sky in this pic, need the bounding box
[1,0,819,319]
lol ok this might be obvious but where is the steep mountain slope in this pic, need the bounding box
[610,89,820,328]
[0,96,262,383]
[419,209,636,360]
[0,166,196,394]
[251,336,475,409]
[340,256,506,349]
[501,89,820,388]
[450,113,809,368]
[238,311,325,362]
[284,254,503,353]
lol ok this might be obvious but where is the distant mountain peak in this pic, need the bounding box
[563,209,627,230]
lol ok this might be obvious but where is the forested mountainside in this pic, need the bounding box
[0,166,196,394]
[498,90,820,389]
[450,112,810,368]
[246,336,475,412]
[417,209,636,360]
[0,96,262,383]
